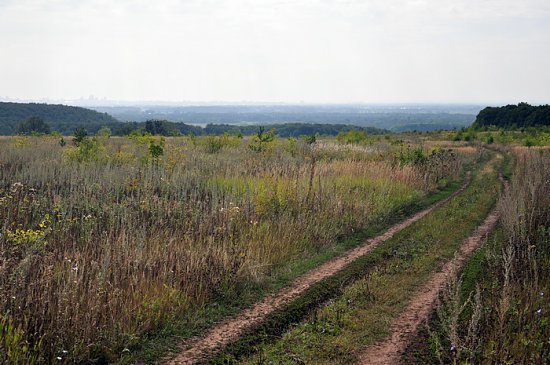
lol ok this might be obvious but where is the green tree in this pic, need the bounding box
[73,128,88,146]
[249,127,275,152]
[15,117,51,135]
[96,127,111,138]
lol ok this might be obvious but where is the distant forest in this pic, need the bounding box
[473,103,550,129]
[105,120,387,137]
[0,102,119,135]
[0,102,386,137]
[93,104,476,132]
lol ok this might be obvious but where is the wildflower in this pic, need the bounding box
[540,292,544,297]
[450,345,457,353]
[536,308,542,315]
[72,265,78,272]
[57,357,62,361]
[62,350,68,354]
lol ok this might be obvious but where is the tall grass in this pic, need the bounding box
[0,135,462,363]
[422,147,550,364]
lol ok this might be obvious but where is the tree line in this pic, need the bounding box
[473,102,550,129]
[13,116,387,137]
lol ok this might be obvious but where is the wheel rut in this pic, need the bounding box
[166,175,472,364]
[357,175,506,365]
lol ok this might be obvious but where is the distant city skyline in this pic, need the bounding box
[1,0,549,104]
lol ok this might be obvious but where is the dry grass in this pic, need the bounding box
[0,135,466,363]
[419,147,550,364]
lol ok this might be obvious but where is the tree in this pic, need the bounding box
[15,117,51,135]
[73,128,88,146]
[96,127,111,138]
[248,127,275,152]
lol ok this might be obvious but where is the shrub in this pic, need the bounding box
[249,127,275,152]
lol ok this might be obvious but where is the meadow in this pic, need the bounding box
[0,133,465,363]
[408,146,550,364]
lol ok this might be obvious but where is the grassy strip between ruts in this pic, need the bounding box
[120,166,473,364]
[215,152,502,364]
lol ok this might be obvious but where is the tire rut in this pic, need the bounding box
[166,175,473,364]
[357,175,506,365]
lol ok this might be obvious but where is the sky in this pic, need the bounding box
[0,0,549,104]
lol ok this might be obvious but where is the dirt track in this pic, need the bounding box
[166,176,472,364]
[357,176,505,365]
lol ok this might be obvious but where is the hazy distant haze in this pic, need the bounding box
[1,0,549,104]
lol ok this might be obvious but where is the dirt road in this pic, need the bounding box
[357,176,505,365]
[166,176,472,364]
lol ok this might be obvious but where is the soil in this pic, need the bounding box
[166,176,472,364]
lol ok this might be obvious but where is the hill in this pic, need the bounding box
[473,102,550,129]
[0,102,384,137]
[0,102,120,135]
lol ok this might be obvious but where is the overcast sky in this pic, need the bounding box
[1,0,549,104]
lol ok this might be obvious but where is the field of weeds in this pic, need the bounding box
[407,146,550,365]
[0,134,471,363]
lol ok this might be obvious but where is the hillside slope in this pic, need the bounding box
[0,102,120,135]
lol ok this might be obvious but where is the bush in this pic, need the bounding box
[336,130,369,144]
[249,127,275,153]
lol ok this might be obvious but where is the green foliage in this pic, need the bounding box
[96,126,112,138]
[0,101,119,135]
[336,129,370,144]
[15,116,51,135]
[524,137,535,147]
[204,123,387,138]
[473,102,550,129]
[188,132,197,146]
[450,128,477,142]
[144,120,181,136]
[73,128,88,146]
[65,137,107,163]
[148,138,165,162]
[302,134,317,145]
[397,145,427,166]
[205,135,225,153]
[66,129,109,163]
[249,127,275,152]
[0,313,42,364]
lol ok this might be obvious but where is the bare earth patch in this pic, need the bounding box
[166,176,471,364]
